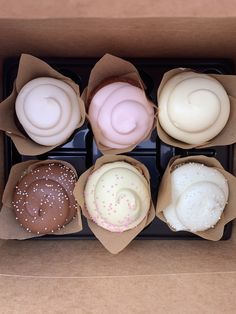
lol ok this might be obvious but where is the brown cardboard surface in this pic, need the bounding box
[1,18,236,60]
[1,0,236,18]
[1,8,236,311]
[0,239,236,277]
[0,273,236,314]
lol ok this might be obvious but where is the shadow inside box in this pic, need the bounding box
[3,57,235,241]
[32,216,233,241]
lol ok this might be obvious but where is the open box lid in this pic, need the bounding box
[0,237,236,312]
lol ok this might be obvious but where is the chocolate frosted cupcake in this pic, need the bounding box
[12,162,78,234]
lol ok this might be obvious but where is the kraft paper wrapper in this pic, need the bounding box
[82,53,156,155]
[74,155,155,254]
[0,54,86,156]
[0,160,82,240]
[156,155,236,241]
[156,68,236,149]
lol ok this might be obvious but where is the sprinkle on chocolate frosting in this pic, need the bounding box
[13,163,77,234]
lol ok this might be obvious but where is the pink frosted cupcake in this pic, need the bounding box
[88,79,154,150]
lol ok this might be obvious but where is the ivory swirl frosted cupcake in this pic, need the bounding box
[15,77,81,146]
[88,81,154,149]
[158,71,230,144]
[84,161,151,232]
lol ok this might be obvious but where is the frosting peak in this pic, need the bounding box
[16,77,81,146]
[89,82,154,149]
[13,163,77,234]
[158,72,230,144]
[163,162,229,232]
[84,161,150,232]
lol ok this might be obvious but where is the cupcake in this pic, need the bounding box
[15,77,82,146]
[157,69,234,148]
[74,155,155,254]
[88,81,154,150]
[0,54,85,156]
[84,161,150,232]
[84,54,155,154]
[163,162,229,232]
[156,155,236,240]
[2,161,81,236]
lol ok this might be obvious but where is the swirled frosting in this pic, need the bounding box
[163,163,229,232]
[15,77,81,146]
[12,163,77,234]
[84,161,150,232]
[88,82,154,149]
[158,72,230,144]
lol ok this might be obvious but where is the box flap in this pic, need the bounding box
[1,17,236,62]
[1,0,236,18]
[0,237,236,278]
[0,272,235,313]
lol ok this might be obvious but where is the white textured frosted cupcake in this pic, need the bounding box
[88,81,154,149]
[163,162,229,232]
[158,71,230,144]
[15,77,81,146]
[84,161,151,232]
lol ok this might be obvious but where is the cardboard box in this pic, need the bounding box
[1,1,236,313]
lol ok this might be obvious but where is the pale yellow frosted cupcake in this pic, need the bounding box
[84,161,150,232]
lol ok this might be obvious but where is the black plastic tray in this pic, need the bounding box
[3,57,235,240]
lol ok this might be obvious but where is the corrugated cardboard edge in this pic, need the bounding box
[156,155,236,240]
[0,54,86,156]
[156,68,236,149]
[0,159,82,239]
[83,53,157,155]
[74,155,155,254]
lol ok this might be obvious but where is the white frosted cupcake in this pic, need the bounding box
[163,162,229,232]
[15,77,81,146]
